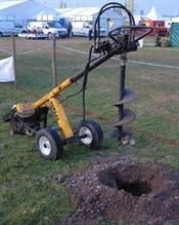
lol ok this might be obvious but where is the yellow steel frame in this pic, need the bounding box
[15,78,74,139]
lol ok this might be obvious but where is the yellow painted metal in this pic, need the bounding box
[15,103,35,117]
[32,78,72,109]
[15,78,74,138]
[49,97,74,138]
[16,103,34,112]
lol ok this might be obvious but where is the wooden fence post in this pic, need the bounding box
[52,34,57,87]
[12,33,17,89]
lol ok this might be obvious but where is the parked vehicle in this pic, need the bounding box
[59,18,73,37]
[13,23,27,35]
[139,20,169,37]
[0,21,26,37]
[71,21,106,37]
[27,21,67,38]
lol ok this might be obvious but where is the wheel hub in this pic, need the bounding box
[79,127,93,145]
[39,136,51,155]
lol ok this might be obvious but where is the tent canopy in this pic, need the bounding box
[56,7,123,22]
[146,6,162,20]
[56,7,101,20]
[0,0,60,23]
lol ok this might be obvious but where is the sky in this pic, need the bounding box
[38,0,179,17]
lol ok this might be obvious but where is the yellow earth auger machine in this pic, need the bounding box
[3,2,153,160]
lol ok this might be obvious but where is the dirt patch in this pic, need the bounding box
[55,158,179,225]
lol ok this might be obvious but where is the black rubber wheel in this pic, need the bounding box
[77,119,103,149]
[36,128,63,160]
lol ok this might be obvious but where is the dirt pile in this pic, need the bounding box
[57,158,179,225]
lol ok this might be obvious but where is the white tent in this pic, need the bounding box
[56,7,101,21]
[133,15,146,25]
[0,0,61,26]
[146,6,161,20]
[56,7,124,33]
[93,10,124,33]
[171,16,179,22]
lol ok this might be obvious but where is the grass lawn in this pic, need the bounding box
[0,37,179,224]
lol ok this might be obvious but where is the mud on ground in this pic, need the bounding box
[55,157,179,225]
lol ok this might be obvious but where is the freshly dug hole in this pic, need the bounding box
[115,179,151,196]
[58,159,179,225]
[98,169,152,196]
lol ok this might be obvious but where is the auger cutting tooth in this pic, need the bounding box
[114,88,137,106]
[114,109,135,127]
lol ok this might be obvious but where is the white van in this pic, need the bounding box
[27,21,67,38]
[0,21,26,37]
[71,21,106,37]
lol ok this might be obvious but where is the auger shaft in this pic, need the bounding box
[114,53,136,145]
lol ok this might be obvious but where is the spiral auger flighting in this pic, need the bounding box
[91,3,153,147]
[113,52,137,146]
